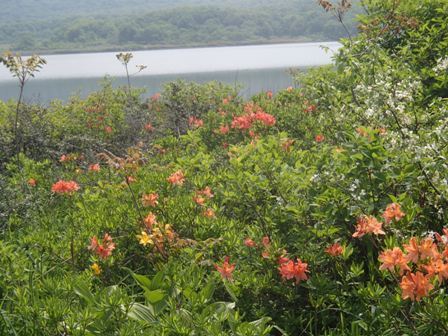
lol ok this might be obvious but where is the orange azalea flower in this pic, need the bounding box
[304,104,317,113]
[104,126,113,133]
[253,111,276,126]
[231,114,252,130]
[142,193,159,207]
[88,233,116,260]
[422,259,448,282]
[442,246,448,259]
[144,123,155,132]
[167,170,185,186]
[352,215,385,238]
[325,243,344,257]
[188,116,204,128]
[193,195,206,206]
[244,238,256,247]
[262,236,270,247]
[144,212,157,230]
[51,180,80,194]
[315,134,325,143]
[278,258,309,284]
[261,250,270,259]
[222,98,229,105]
[202,208,216,218]
[379,247,410,274]
[197,186,214,198]
[356,127,369,138]
[164,224,177,242]
[88,163,100,172]
[219,125,230,135]
[28,178,37,187]
[382,203,405,224]
[214,256,235,280]
[266,90,273,99]
[400,272,434,301]
[419,238,440,261]
[404,237,420,263]
[60,154,70,163]
[151,93,161,102]
[278,255,290,265]
[435,228,448,245]
[126,176,136,184]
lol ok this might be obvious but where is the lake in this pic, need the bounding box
[0,42,341,103]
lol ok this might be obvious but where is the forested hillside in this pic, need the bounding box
[0,0,361,53]
[2,0,288,21]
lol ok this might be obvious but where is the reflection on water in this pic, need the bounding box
[0,68,299,103]
[0,42,340,103]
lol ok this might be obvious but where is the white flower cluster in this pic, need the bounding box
[353,66,422,128]
[433,56,448,75]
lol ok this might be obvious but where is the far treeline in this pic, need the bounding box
[0,1,361,53]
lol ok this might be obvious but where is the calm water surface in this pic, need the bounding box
[0,42,340,102]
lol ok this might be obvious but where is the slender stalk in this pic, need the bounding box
[14,81,25,166]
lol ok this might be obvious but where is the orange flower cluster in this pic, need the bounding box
[137,224,178,251]
[214,256,236,280]
[352,215,385,238]
[142,193,159,207]
[167,170,185,186]
[193,186,214,206]
[304,102,317,113]
[88,233,116,260]
[144,123,155,132]
[380,230,448,301]
[88,163,100,172]
[218,124,230,135]
[51,180,80,194]
[244,238,256,247]
[278,258,309,284]
[325,243,344,257]
[382,203,405,224]
[60,153,80,163]
[198,186,214,198]
[353,204,405,238]
[231,103,276,131]
[378,247,410,274]
[28,178,37,187]
[202,208,216,218]
[151,93,161,102]
[143,212,158,230]
[315,134,325,143]
[188,116,204,128]
[400,272,434,302]
[193,195,206,206]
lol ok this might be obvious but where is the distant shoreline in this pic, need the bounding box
[3,38,342,56]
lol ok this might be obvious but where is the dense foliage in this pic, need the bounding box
[1,0,448,334]
[0,0,360,53]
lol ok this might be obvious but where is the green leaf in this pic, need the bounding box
[74,283,96,305]
[128,303,156,323]
[144,289,166,304]
[124,267,152,291]
[223,281,238,302]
